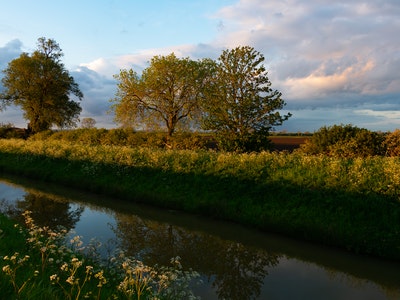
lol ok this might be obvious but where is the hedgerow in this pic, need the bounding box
[299,124,386,157]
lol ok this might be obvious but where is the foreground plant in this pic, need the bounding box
[0,211,201,299]
[113,254,200,300]
[2,252,32,296]
[50,257,107,300]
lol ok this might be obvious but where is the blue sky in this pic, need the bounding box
[1,0,400,132]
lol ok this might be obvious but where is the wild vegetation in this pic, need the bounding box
[0,211,200,299]
[0,137,399,261]
[29,128,213,150]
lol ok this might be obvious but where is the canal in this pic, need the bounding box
[0,175,399,299]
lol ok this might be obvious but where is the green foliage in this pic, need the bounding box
[29,128,212,150]
[110,46,290,152]
[383,129,400,156]
[166,132,212,150]
[111,53,210,137]
[201,46,291,152]
[300,124,385,157]
[215,130,272,153]
[0,37,82,133]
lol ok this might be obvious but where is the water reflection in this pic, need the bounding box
[113,213,279,299]
[1,186,83,232]
[0,177,400,300]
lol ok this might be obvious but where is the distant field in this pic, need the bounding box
[269,136,310,151]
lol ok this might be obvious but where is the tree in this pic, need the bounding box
[111,53,211,140]
[0,37,83,133]
[201,46,291,152]
[81,117,96,129]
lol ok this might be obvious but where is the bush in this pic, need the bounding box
[300,124,385,157]
[216,131,272,153]
[166,133,210,150]
[0,123,26,139]
[29,130,54,141]
[383,129,400,156]
[27,128,214,150]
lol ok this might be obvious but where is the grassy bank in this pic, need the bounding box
[0,212,199,299]
[0,139,399,260]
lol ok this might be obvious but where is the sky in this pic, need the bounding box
[1,0,400,132]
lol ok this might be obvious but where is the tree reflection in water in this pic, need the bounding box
[112,213,281,300]
[2,190,83,233]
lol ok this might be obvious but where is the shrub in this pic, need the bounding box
[383,129,400,156]
[300,124,385,157]
[166,133,209,150]
[0,123,26,139]
[29,130,55,141]
[99,128,131,146]
[216,131,272,153]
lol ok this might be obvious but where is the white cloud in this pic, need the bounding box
[355,109,400,120]
[212,0,400,111]
[283,58,376,100]
[80,43,223,77]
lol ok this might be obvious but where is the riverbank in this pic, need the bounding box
[0,139,399,260]
[0,211,199,299]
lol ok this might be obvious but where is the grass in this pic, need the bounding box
[0,211,200,299]
[0,139,399,260]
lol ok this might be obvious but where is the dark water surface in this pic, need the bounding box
[0,175,399,299]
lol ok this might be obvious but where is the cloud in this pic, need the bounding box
[355,109,400,120]
[0,39,24,96]
[71,66,117,125]
[0,40,25,126]
[80,43,223,77]
[212,0,400,110]
[0,39,23,70]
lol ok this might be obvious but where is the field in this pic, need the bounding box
[269,136,310,151]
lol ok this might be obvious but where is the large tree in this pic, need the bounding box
[202,46,291,152]
[111,53,211,139]
[0,37,83,133]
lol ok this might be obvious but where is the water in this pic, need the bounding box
[1,175,399,299]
